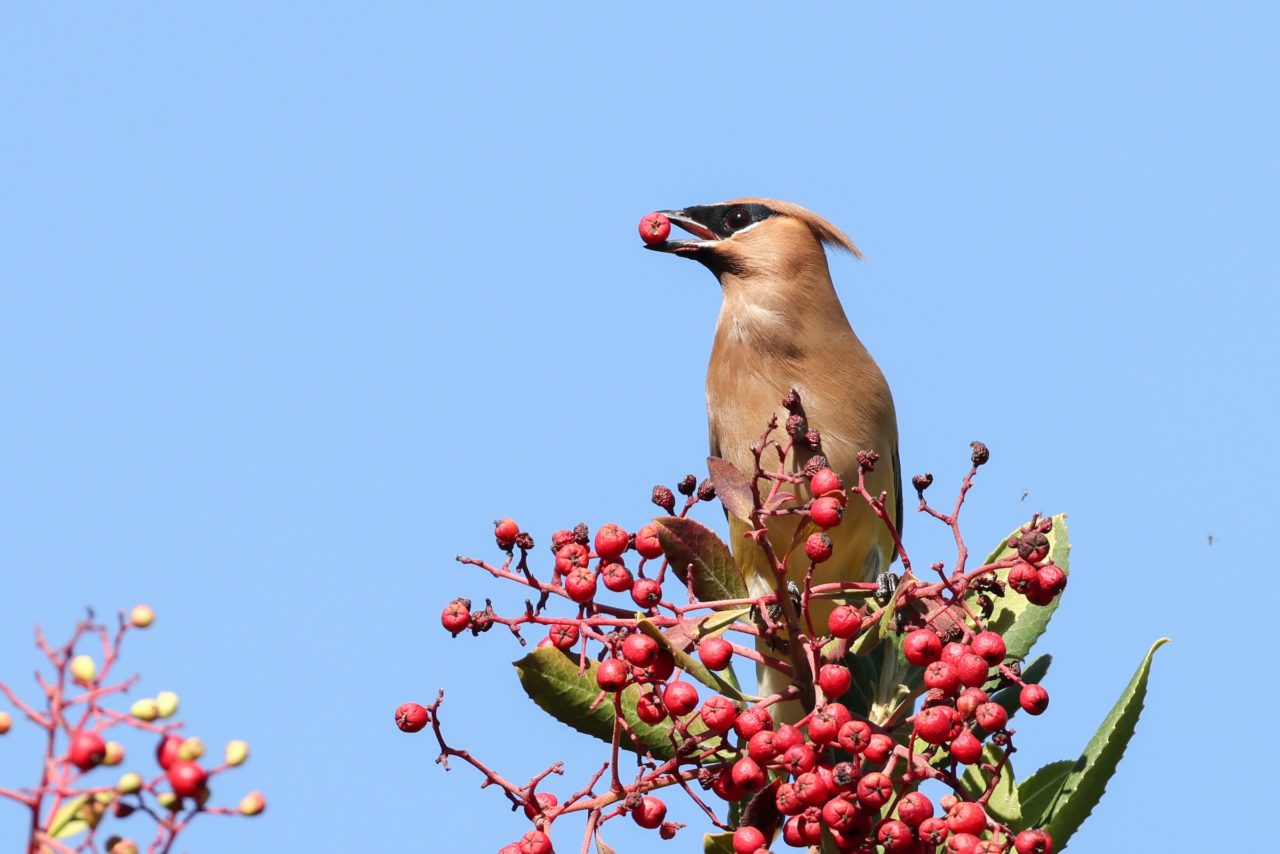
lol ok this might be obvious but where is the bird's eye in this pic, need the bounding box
[725,207,752,231]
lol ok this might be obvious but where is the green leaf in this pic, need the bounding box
[704,831,736,853]
[653,516,748,603]
[980,514,1070,663]
[1043,637,1170,850]
[1016,759,1077,831]
[959,744,1022,825]
[639,616,751,703]
[513,647,677,759]
[707,456,755,522]
[47,794,90,839]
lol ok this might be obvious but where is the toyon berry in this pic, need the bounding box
[1037,564,1068,596]
[809,467,843,496]
[808,703,851,744]
[822,795,859,832]
[632,795,667,829]
[956,653,991,688]
[903,628,944,666]
[712,766,747,802]
[971,631,1007,665]
[818,663,852,698]
[638,212,671,245]
[773,723,806,753]
[957,687,990,718]
[948,832,982,853]
[634,525,665,559]
[600,561,633,592]
[863,732,895,763]
[1014,828,1054,854]
[1008,561,1042,597]
[517,829,553,854]
[238,791,266,816]
[919,816,950,846]
[0,711,11,735]
[732,826,767,854]
[621,633,661,668]
[856,771,893,808]
[554,542,591,576]
[494,518,519,550]
[1018,530,1051,563]
[441,599,471,635]
[974,702,1008,732]
[651,485,676,514]
[129,604,155,628]
[1020,684,1050,715]
[810,496,845,529]
[677,474,697,496]
[733,706,773,739]
[947,801,988,836]
[730,756,766,792]
[166,760,207,799]
[923,660,962,695]
[775,782,803,815]
[698,637,734,671]
[804,532,834,563]
[914,706,957,745]
[949,729,983,764]
[794,771,830,807]
[69,731,107,771]
[828,604,862,639]
[523,791,558,820]
[700,696,738,733]
[897,791,934,827]
[563,567,598,603]
[836,719,872,754]
[550,529,576,551]
[594,524,629,561]
[395,702,429,733]
[549,622,580,649]
[635,690,667,725]
[634,649,675,682]
[156,735,183,771]
[662,681,699,716]
[780,742,817,775]
[596,658,630,692]
[631,578,663,609]
[877,818,915,853]
[747,730,780,762]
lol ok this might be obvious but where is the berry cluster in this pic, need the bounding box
[0,607,265,854]
[402,393,1069,853]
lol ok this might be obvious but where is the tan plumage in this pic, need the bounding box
[648,198,901,712]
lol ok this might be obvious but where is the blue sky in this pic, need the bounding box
[1,4,1274,851]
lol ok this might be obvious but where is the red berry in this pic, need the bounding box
[956,687,989,718]
[818,664,851,698]
[913,706,956,745]
[775,782,803,815]
[1020,684,1050,715]
[156,735,183,771]
[635,690,667,725]
[523,792,558,820]
[856,771,893,808]
[747,730,780,762]
[632,795,667,829]
[638,212,671,245]
[837,719,872,754]
[810,496,844,529]
[808,702,851,744]
[635,524,664,559]
[923,660,961,694]
[863,733,895,763]
[822,795,858,832]
[698,637,734,671]
[555,543,591,576]
[733,706,773,739]
[1037,564,1067,596]
[662,681,698,716]
[518,829,553,854]
[804,532,834,563]
[974,702,1008,732]
[794,771,830,806]
[596,658,630,692]
[940,641,968,666]
[947,801,987,836]
[809,467,843,496]
[601,562,633,592]
[69,731,106,771]
[828,605,862,639]
[903,629,943,666]
[956,653,991,689]
[549,623,580,650]
[621,633,660,668]
[897,791,934,827]
[712,766,747,802]
[950,729,983,764]
[730,756,766,792]
[631,577,662,609]
[1014,828,1054,854]
[733,826,767,854]
[634,649,675,682]
[773,723,805,753]
[1008,561,1041,596]
[919,816,950,846]
[780,816,807,847]
[550,529,576,550]
[395,702,429,733]
[494,518,519,549]
[441,600,470,634]
[700,696,738,733]
[564,567,598,603]
[948,832,982,853]
[970,631,1006,665]
[594,524,629,561]
[878,818,915,852]
[780,743,817,775]
[1026,583,1057,606]
[167,759,207,798]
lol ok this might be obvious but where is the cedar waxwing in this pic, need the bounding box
[646,198,901,707]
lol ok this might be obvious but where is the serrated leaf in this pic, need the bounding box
[47,794,90,839]
[980,514,1070,663]
[653,516,748,603]
[1044,638,1169,850]
[959,744,1022,824]
[1016,759,1077,831]
[707,456,754,522]
[513,647,676,759]
[639,616,750,703]
[704,831,736,853]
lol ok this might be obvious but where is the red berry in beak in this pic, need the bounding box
[638,212,671,245]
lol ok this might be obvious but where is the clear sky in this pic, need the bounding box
[1,4,1274,852]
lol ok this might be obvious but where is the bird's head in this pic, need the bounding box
[644,198,862,280]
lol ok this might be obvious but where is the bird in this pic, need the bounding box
[645,198,901,710]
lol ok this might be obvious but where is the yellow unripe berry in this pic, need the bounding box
[129,605,155,628]
[70,654,97,684]
[239,791,266,816]
[225,739,249,766]
[0,712,11,734]
[178,737,204,761]
[155,691,179,719]
[130,699,159,722]
[103,741,125,766]
[116,772,143,794]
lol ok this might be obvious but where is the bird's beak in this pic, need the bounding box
[644,210,720,256]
